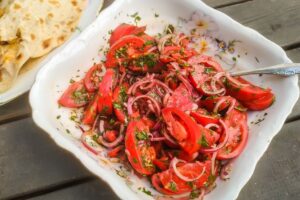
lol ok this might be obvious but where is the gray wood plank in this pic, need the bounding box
[0,93,30,124]
[219,0,300,48]
[28,113,300,200]
[0,118,92,199]
[238,120,300,200]
[285,49,300,121]
[204,0,251,8]
[29,179,118,200]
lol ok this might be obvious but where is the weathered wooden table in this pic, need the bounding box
[1,0,300,199]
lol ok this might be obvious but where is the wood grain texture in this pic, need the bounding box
[204,0,252,8]
[0,93,30,124]
[238,120,300,200]
[219,0,300,48]
[0,118,92,199]
[29,179,119,200]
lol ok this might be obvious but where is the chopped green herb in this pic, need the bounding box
[154,13,159,18]
[130,12,141,24]
[133,157,138,163]
[69,79,75,83]
[135,130,149,141]
[115,169,128,178]
[133,53,157,68]
[235,105,247,112]
[232,57,237,62]
[255,56,260,63]
[138,187,153,196]
[66,129,70,134]
[190,189,201,199]
[92,134,99,142]
[198,135,209,147]
[113,102,122,109]
[165,24,175,34]
[204,67,214,74]
[56,115,61,119]
[168,181,177,192]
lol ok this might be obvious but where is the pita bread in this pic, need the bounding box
[0,0,87,93]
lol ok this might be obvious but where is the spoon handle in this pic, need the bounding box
[230,63,300,77]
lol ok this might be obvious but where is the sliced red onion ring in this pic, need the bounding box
[213,96,236,114]
[200,119,229,153]
[205,123,220,130]
[158,34,174,52]
[99,120,105,134]
[171,157,206,182]
[80,131,102,155]
[225,73,249,87]
[201,77,226,96]
[162,128,178,146]
[211,151,217,176]
[98,133,124,148]
[92,115,99,132]
[127,95,161,116]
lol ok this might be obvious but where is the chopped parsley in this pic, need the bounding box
[113,102,122,109]
[135,130,149,141]
[198,135,209,147]
[168,181,177,192]
[132,157,138,163]
[164,24,175,34]
[56,115,61,119]
[190,189,201,199]
[130,12,141,24]
[204,67,214,74]
[138,187,153,196]
[154,13,159,18]
[134,53,157,68]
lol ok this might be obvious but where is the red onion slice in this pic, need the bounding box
[205,123,220,130]
[220,160,233,180]
[171,157,206,182]
[200,119,229,153]
[127,95,161,116]
[225,73,249,87]
[80,131,102,155]
[213,96,236,114]
[98,133,124,148]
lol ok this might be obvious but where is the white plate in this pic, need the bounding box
[0,0,104,105]
[29,0,299,199]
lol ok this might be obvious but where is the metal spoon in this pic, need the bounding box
[230,63,300,77]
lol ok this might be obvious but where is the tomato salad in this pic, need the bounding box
[58,24,275,198]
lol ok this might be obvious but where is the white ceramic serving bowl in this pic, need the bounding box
[30,0,299,199]
[0,0,104,105]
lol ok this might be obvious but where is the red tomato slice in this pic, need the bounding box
[58,81,89,108]
[97,69,116,115]
[112,83,129,123]
[188,55,223,72]
[103,130,118,142]
[166,84,198,112]
[160,46,195,63]
[105,35,145,68]
[152,161,211,195]
[153,157,170,171]
[82,96,98,125]
[162,108,202,154]
[190,108,220,126]
[226,77,272,101]
[201,96,235,113]
[109,23,146,46]
[241,92,275,111]
[125,120,156,175]
[83,64,103,92]
[217,109,248,160]
[107,145,124,158]
[129,52,162,73]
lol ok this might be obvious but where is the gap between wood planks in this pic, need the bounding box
[3,176,96,200]
[213,0,253,9]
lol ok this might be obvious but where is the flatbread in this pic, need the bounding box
[0,0,87,93]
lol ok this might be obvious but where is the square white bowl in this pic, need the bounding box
[29,0,299,199]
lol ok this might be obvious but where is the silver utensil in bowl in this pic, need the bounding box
[230,63,300,77]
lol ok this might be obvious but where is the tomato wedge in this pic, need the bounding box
[162,108,202,154]
[97,69,116,116]
[188,55,223,72]
[152,161,211,195]
[105,35,145,68]
[226,77,272,101]
[160,46,195,63]
[58,81,89,108]
[82,96,98,125]
[217,109,248,160]
[125,120,156,175]
[191,108,220,126]
[83,64,103,92]
[166,84,198,112]
[109,23,146,46]
[242,92,275,110]
[112,83,129,123]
